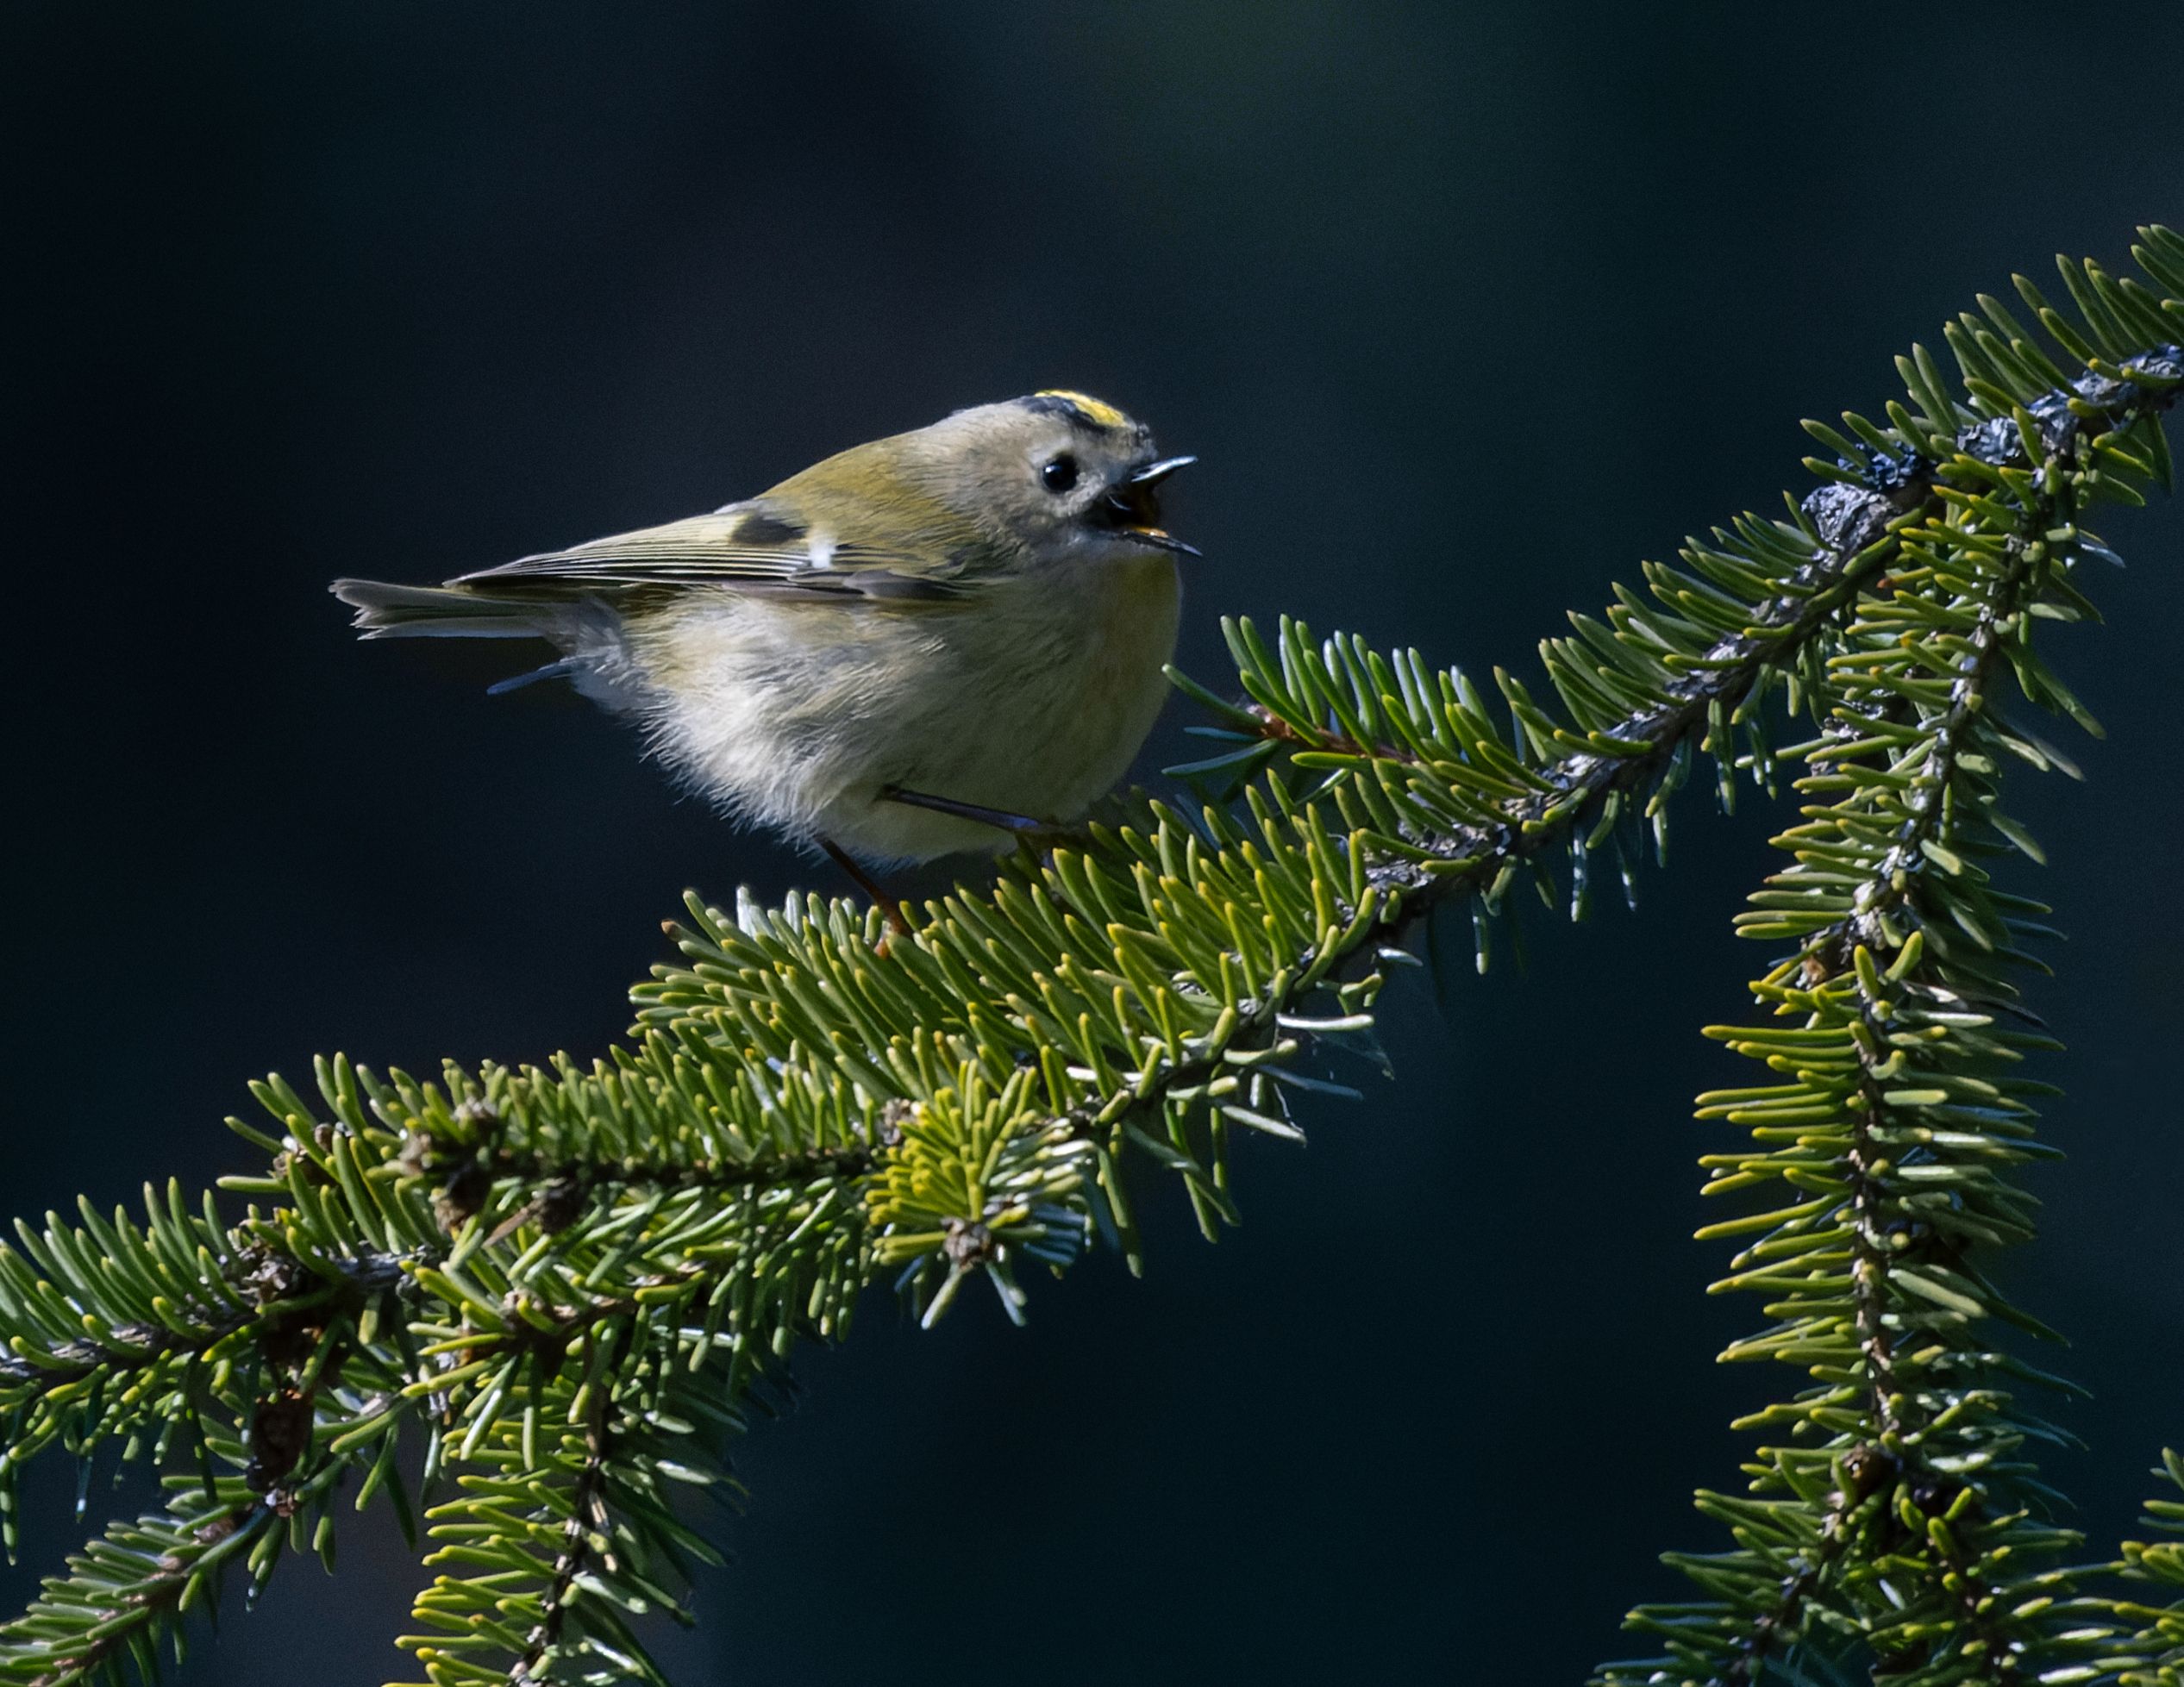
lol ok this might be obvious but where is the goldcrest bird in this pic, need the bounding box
[333,392,1195,898]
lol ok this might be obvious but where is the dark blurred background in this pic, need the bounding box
[4,4,2182,1682]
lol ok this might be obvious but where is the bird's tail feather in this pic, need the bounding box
[331,578,542,640]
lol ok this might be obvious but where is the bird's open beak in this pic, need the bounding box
[1102,455,1201,556]
[1130,455,1197,487]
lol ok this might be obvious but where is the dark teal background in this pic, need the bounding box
[6,4,2184,1682]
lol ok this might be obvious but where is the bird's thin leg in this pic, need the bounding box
[819,837,909,935]
[880,785,1073,847]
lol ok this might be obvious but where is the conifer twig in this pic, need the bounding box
[9,231,2184,1687]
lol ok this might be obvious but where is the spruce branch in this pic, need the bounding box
[2085,1451,2184,1678]
[399,1319,729,1687]
[0,1395,416,1687]
[4,228,2184,1686]
[504,1400,616,1687]
[1596,242,2184,1686]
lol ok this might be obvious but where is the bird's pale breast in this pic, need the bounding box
[634,551,1180,864]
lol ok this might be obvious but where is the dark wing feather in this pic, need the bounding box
[450,508,970,604]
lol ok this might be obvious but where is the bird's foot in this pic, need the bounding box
[818,837,910,947]
[879,785,1080,853]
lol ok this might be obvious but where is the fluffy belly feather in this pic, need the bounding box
[631,553,1180,863]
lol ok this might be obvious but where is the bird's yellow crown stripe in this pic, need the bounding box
[1034,389,1130,429]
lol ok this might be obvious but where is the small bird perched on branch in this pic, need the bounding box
[334,391,1195,916]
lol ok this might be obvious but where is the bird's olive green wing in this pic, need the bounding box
[450,499,979,605]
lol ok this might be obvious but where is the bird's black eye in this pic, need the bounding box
[1041,453,1079,494]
